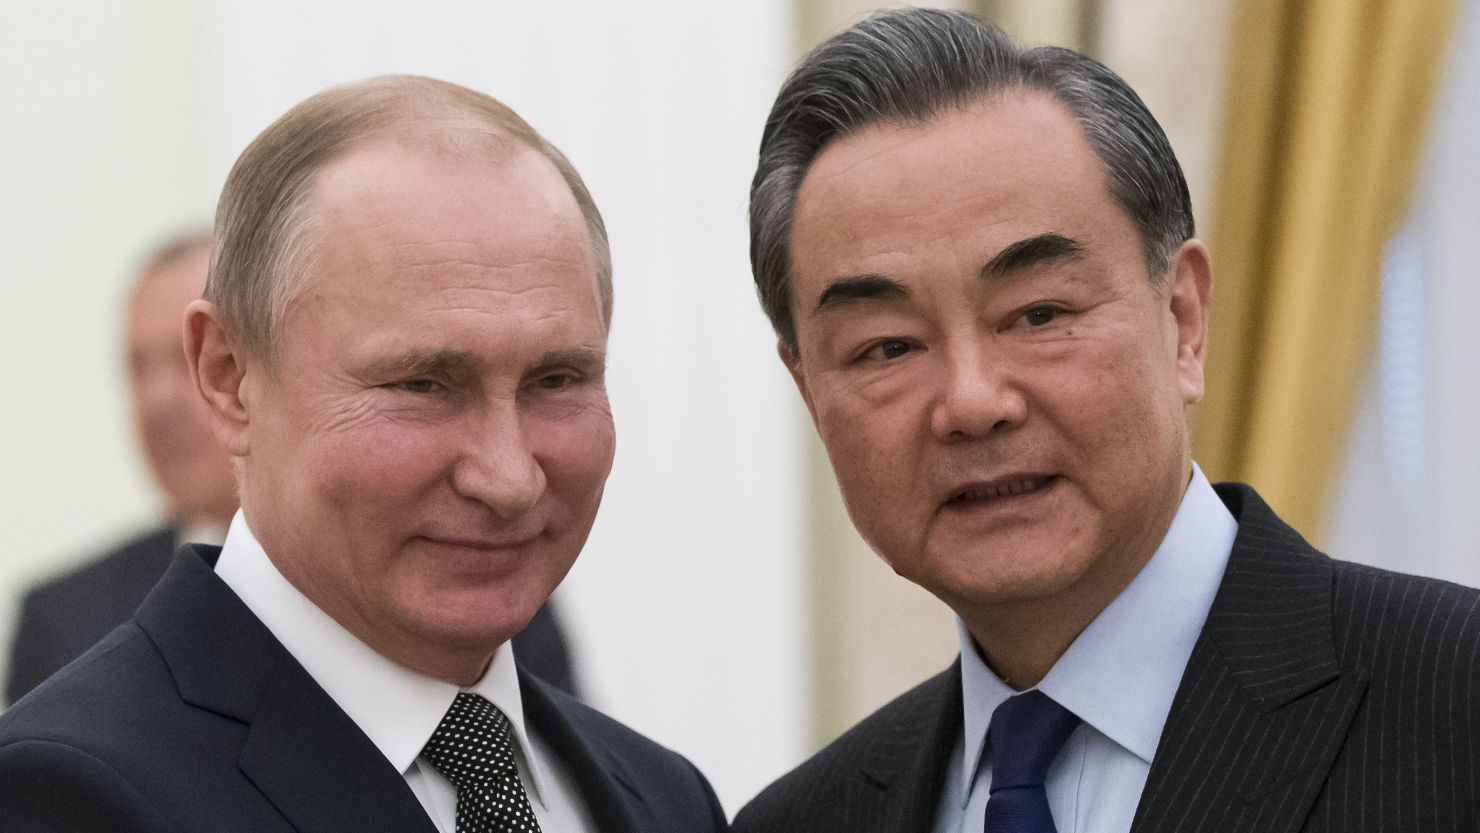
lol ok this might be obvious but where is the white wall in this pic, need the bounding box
[0,0,215,680]
[2,0,809,811]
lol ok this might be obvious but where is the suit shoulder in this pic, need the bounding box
[734,667,956,832]
[0,621,186,748]
[0,736,177,830]
[0,619,260,830]
[1328,557,1480,670]
[1218,483,1480,685]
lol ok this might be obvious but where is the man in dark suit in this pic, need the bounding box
[0,75,726,832]
[5,236,579,704]
[3,235,235,706]
[735,9,1480,833]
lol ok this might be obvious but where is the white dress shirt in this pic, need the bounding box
[933,464,1238,833]
[214,512,595,832]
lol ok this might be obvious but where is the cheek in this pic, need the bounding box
[303,421,454,518]
[1047,348,1184,485]
[815,396,922,519]
[533,410,615,501]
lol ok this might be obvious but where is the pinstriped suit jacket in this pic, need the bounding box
[733,483,1480,833]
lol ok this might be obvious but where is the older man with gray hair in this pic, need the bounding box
[0,75,725,833]
[735,8,1480,833]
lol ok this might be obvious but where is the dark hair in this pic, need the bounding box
[751,8,1194,348]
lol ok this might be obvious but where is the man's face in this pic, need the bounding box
[127,248,237,524]
[236,140,614,680]
[784,92,1209,619]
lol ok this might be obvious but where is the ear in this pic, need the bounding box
[1165,239,1213,404]
[778,338,819,423]
[184,300,253,458]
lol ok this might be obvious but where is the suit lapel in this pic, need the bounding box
[519,673,644,833]
[850,663,962,833]
[137,547,438,833]
[237,657,441,833]
[1131,485,1369,833]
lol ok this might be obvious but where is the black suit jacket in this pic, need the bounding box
[0,546,726,833]
[4,525,580,704]
[733,483,1480,832]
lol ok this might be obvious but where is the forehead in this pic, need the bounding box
[312,137,589,261]
[271,140,604,358]
[790,91,1122,279]
[299,138,599,309]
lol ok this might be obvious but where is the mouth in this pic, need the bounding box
[945,475,1057,506]
[416,533,541,552]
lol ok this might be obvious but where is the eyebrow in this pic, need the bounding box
[813,274,911,316]
[810,233,1085,317]
[362,346,607,379]
[360,349,482,379]
[532,346,607,372]
[981,232,1084,278]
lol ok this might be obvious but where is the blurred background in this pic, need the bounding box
[1,0,1475,815]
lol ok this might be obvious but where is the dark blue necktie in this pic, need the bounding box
[983,690,1081,833]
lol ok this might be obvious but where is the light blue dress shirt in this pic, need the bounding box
[933,465,1237,833]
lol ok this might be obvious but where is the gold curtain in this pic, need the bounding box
[1194,0,1457,539]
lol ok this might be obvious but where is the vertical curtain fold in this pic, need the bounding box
[1193,0,1457,538]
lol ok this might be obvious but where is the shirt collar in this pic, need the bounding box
[213,511,555,808]
[957,464,1236,796]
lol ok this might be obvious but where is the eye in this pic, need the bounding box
[534,372,576,390]
[395,378,444,394]
[1023,306,1059,327]
[860,339,915,362]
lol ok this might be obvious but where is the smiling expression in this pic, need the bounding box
[231,138,615,681]
[784,91,1209,619]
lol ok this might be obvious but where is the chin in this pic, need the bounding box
[406,596,540,649]
[917,549,1088,609]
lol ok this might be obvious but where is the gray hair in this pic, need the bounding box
[209,74,612,363]
[751,8,1194,349]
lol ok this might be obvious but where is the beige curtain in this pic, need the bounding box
[1194,0,1458,539]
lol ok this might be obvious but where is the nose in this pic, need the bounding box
[452,400,546,518]
[928,341,1027,441]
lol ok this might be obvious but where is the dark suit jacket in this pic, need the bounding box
[733,483,1480,833]
[4,524,580,704]
[0,546,727,833]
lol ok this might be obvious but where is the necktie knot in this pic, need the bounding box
[423,693,521,787]
[422,692,541,832]
[988,690,1080,790]
[983,690,1080,833]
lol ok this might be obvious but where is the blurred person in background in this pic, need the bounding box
[0,75,714,833]
[4,233,580,706]
[3,234,236,705]
[735,9,1480,833]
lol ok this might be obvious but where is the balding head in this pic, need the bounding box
[207,75,611,364]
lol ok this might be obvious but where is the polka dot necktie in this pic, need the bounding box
[422,692,542,833]
[983,690,1081,833]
